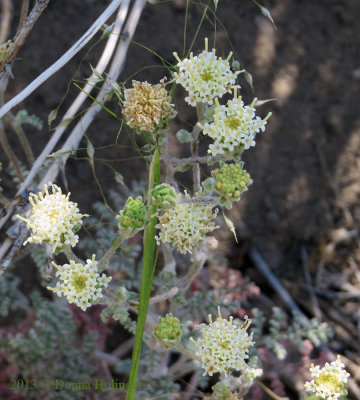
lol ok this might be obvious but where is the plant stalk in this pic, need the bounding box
[126,147,160,400]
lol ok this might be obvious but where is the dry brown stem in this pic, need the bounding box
[0,0,12,45]
[0,0,50,72]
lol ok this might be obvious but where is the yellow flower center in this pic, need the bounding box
[72,274,88,292]
[218,340,230,350]
[316,372,341,392]
[47,209,60,223]
[201,71,214,82]
[225,116,242,129]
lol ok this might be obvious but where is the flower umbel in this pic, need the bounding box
[153,313,183,349]
[211,381,239,400]
[116,196,149,234]
[151,183,177,210]
[212,162,252,209]
[190,308,254,376]
[17,184,87,253]
[304,356,349,400]
[122,79,176,133]
[156,192,218,254]
[173,38,239,106]
[48,255,112,311]
[198,94,271,157]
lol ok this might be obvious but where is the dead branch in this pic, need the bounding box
[249,246,308,325]
[39,0,145,186]
[0,0,12,45]
[0,0,123,120]
[0,0,50,72]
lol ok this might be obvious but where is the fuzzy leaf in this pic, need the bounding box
[176,129,193,143]
[202,177,216,191]
[252,1,277,29]
[100,22,115,40]
[114,171,125,186]
[255,98,277,107]
[48,109,58,127]
[15,109,43,130]
[86,138,95,167]
[244,71,254,91]
[222,210,238,243]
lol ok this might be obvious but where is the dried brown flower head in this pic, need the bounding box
[122,80,176,133]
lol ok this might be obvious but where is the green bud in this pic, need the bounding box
[153,313,182,349]
[151,183,177,209]
[211,381,232,400]
[176,129,193,143]
[212,162,252,205]
[202,177,216,191]
[116,196,149,231]
[231,59,241,71]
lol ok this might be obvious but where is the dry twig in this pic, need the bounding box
[0,0,146,270]
[0,0,12,45]
[0,0,123,120]
[0,0,129,234]
[248,246,308,324]
[0,0,50,72]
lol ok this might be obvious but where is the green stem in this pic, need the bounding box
[255,380,288,400]
[62,246,82,264]
[98,233,125,272]
[172,342,201,362]
[126,147,160,400]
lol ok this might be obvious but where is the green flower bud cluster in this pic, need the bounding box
[116,197,149,232]
[212,162,252,209]
[211,381,232,400]
[151,183,177,209]
[153,313,182,349]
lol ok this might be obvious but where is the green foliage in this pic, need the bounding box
[0,293,97,400]
[186,290,241,321]
[0,272,25,316]
[100,286,130,323]
[139,376,180,400]
[30,243,47,278]
[251,307,333,359]
[14,109,43,130]
[8,160,28,185]
[134,346,181,400]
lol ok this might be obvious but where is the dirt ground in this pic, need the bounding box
[2,0,360,397]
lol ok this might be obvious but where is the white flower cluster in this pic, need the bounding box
[173,38,239,106]
[304,356,350,400]
[156,193,218,254]
[17,184,87,253]
[190,308,254,376]
[48,255,112,311]
[243,367,263,382]
[198,95,271,156]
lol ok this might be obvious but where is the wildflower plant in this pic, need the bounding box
[48,255,112,311]
[16,183,87,253]
[6,2,337,400]
[198,93,271,157]
[304,356,350,400]
[156,192,218,254]
[190,308,253,376]
[173,38,239,106]
[122,79,176,134]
